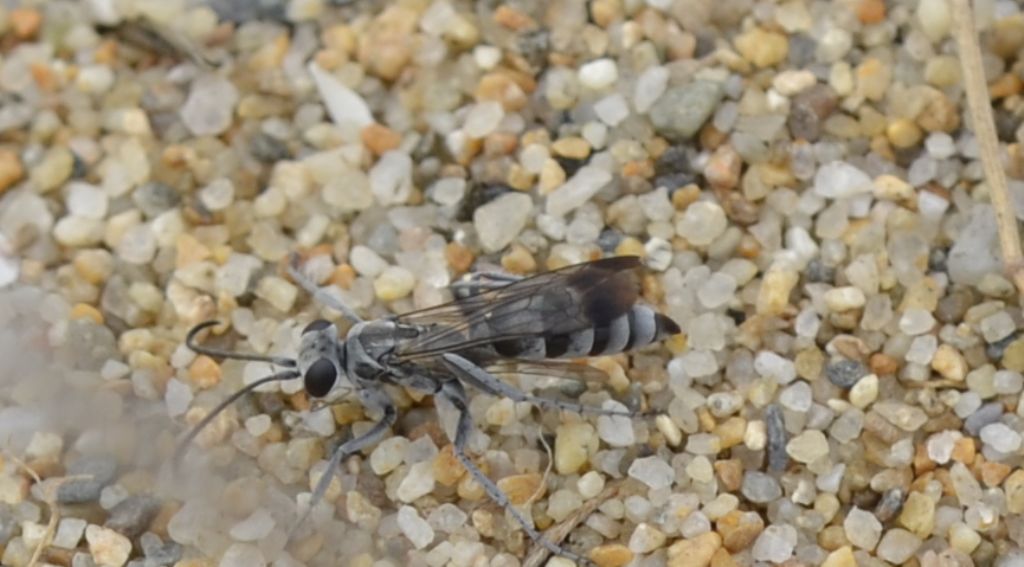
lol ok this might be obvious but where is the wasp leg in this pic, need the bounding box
[291,400,397,539]
[287,252,363,323]
[441,353,644,418]
[439,380,595,567]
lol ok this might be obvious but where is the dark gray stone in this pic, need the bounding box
[57,455,118,504]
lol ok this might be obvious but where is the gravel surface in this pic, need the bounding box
[1,0,1024,566]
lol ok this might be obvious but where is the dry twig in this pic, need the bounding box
[952,0,1024,297]
[522,478,624,567]
[4,451,91,567]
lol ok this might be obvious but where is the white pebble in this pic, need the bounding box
[577,471,605,499]
[397,461,436,503]
[66,182,109,219]
[754,351,797,385]
[164,379,193,418]
[676,201,727,246]
[473,45,502,69]
[369,151,413,206]
[813,161,873,199]
[627,456,675,490]
[229,509,275,542]
[578,58,618,90]
[475,192,533,252]
[464,102,505,138]
[633,66,668,113]
[308,62,373,130]
[397,505,435,549]
[980,422,1022,453]
[596,401,635,447]
[593,93,630,127]
[199,178,234,211]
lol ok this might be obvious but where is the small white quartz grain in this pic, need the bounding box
[597,401,635,447]
[546,166,612,216]
[164,379,193,418]
[369,151,413,206]
[219,543,266,567]
[229,509,275,542]
[876,529,922,564]
[628,456,675,490]
[980,422,1022,453]
[475,192,533,252]
[578,58,618,90]
[844,507,882,550]
[697,272,737,309]
[751,524,797,562]
[593,93,630,126]
[397,505,435,549]
[899,308,936,335]
[66,182,108,219]
[824,286,866,311]
[463,102,504,138]
[52,518,87,549]
[370,437,409,475]
[199,178,234,211]
[308,62,373,129]
[813,161,873,199]
[676,201,728,246]
[397,461,436,503]
[754,351,797,384]
[577,471,605,499]
[633,66,668,113]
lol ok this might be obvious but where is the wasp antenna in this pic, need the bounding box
[173,369,301,464]
[185,320,297,367]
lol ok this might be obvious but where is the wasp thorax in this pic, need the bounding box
[304,358,337,397]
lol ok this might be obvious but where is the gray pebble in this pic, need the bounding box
[649,81,723,141]
[0,504,17,546]
[874,488,904,522]
[988,331,1019,362]
[765,404,788,472]
[826,359,867,389]
[207,0,287,23]
[804,258,836,283]
[57,455,118,504]
[133,182,181,218]
[964,402,1004,437]
[936,289,973,323]
[741,471,782,503]
[105,495,160,538]
[58,319,118,372]
[788,84,837,142]
[249,133,290,163]
[140,532,183,566]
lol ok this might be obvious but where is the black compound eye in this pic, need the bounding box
[304,359,337,398]
[303,319,332,335]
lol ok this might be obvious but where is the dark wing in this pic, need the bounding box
[393,256,642,359]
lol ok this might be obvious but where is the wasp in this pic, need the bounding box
[180,253,680,563]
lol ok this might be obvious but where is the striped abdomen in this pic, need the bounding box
[489,304,680,360]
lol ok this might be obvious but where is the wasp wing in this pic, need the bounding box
[483,359,611,384]
[393,256,642,360]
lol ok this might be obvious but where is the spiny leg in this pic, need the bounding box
[287,252,363,323]
[442,353,644,418]
[290,400,397,539]
[439,380,595,566]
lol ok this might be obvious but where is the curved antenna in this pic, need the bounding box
[185,320,297,367]
[173,369,301,464]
